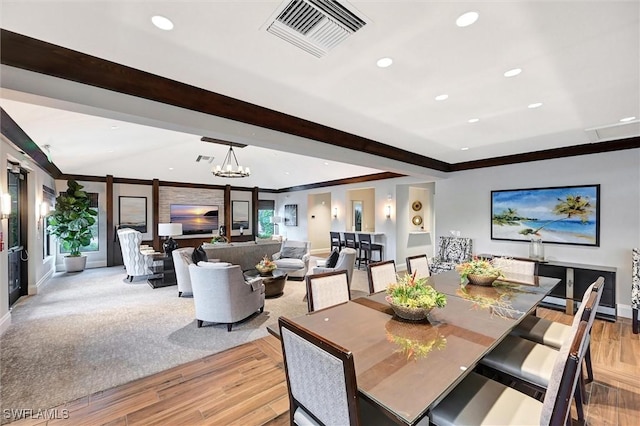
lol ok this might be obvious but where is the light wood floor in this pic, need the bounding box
[9,309,639,426]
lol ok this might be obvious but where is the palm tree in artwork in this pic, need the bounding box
[493,208,520,226]
[519,195,594,236]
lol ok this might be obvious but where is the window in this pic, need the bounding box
[257,200,275,238]
[42,185,56,258]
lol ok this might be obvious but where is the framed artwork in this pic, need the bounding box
[119,196,147,233]
[284,204,298,226]
[232,200,250,230]
[491,184,600,246]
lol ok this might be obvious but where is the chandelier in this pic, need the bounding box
[212,145,250,178]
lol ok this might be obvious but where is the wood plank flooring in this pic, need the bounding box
[8,309,639,425]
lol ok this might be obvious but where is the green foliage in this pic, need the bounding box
[257,209,274,237]
[457,257,503,284]
[386,273,447,310]
[46,180,98,257]
[492,208,522,226]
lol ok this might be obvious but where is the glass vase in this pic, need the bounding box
[529,238,545,261]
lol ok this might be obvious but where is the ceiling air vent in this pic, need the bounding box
[265,0,367,58]
[585,120,640,142]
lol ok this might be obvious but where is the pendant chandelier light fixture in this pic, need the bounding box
[212,144,250,178]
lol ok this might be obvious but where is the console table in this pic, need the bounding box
[478,254,617,321]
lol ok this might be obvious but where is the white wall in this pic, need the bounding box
[434,149,640,312]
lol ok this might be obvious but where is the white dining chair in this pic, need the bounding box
[491,256,536,282]
[406,254,431,279]
[305,270,351,312]
[367,260,397,294]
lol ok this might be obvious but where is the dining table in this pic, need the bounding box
[268,269,560,425]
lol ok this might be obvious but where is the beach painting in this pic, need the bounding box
[491,185,600,246]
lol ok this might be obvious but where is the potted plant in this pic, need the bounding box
[385,272,447,321]
[457,257,503,286]
[46,180,97,272]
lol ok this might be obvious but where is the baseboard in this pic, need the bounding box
[0,311,12,336]
[29,268,55,295]
[617,304,632,319]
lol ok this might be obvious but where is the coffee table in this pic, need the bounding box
[244,268,288,298]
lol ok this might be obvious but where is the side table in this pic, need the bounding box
[147,253,177,289]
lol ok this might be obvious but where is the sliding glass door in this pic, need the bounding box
[7,166,28,307]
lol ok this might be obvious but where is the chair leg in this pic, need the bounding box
[128,275,134,282]
[574,374,585,423]
[584,342,594,384]
[633,308,639,334]
[178,291,183,297]
[227,323,233,332]
[197,320,203,328]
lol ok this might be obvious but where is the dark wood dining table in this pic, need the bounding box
[268,269,560,425]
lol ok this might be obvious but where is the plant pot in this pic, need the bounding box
[64,255,87,272]
[466,274,498,286]
[388,302,433,321]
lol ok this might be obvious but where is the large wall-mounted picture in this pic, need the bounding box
[491,184,600,246]
[170,204,219,235]
[119,196,147,233]
[232,201,249,230]
[284,204,298,226]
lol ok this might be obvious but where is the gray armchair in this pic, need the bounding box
[313,247,357,289]
[188,263,265,331]
[429,236,473,275]
[272,240,311,280]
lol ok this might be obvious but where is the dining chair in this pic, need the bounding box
[430,319,590,426]
[632,248,639,334]
[478,278,604,423]
[367,260,396,294]
[491,256,536,280]
[278,317,399,426]
[406,254,430,279]
[511,277,605,383]
[306,270,351,312]
[357,233,383,269]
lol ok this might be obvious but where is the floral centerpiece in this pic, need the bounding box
[385,272,447,321]
[457,257,503,286]
[255,255,277,275]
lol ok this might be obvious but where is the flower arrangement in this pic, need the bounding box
[385,272,447,312]
[456,257,503,285]
[210,235,228,244]
[255,255,277,275]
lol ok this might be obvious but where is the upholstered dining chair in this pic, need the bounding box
[367,260,397,294]
[430,319,591,426]
[278,317,400,426]
[117,228,150,282]
[305,270,351,312]
[491,256,536,280]
[633,248,639,334]
[429,236,472,275]
[478,278,604,423]
[406,254,430,279]
[313,247,357,289]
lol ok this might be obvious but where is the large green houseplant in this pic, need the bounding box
[47,180,98,272]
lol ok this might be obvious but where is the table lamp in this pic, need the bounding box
[158,223,182,255]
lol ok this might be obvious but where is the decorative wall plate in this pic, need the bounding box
[412,201,422,211]
[412,215,423,226]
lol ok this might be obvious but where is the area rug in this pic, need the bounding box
[0,260,371,420]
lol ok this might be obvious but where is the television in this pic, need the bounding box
[169,204,219,235]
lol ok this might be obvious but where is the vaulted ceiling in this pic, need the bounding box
[1,1,638,189]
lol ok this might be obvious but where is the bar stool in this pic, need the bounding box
[357,233,383,269]
[329,231,344,252]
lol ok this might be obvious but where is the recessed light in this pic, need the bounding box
[456,11,479,27]
[620,116,637,122]
[285,171,290,175]
[151,15,174,31]
[504,68,522,77]
[468,118,480,123]
[528,102,543,109]
[461,147,470,151]
[168,167,174,170]
[435,94,449,101]
[110,125,119,130]
[376,57,393,68]
[323,162,329,166]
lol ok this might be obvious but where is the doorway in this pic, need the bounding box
[7,165,28,307]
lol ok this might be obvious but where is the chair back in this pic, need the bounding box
[358,233,372,247]
[306,270,351,312]
[279,316,360,426]
[172,247,195,294]
[333,248,357,287]
[330,232,343,251]
[117,228,148,277]
[344,232,358,249]
[540,320,590,425]
[406,254,430,279]
[491,257,536,283]
[438,236,473,263]
[367,260,396,294]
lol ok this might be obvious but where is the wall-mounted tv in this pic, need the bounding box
[170,204,219,235]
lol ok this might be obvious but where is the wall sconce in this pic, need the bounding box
[333,207,338,219]
[1,193,11,219]
[385,204,391,219]
[38,202,49,230]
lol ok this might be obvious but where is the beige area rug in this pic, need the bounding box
[0,258,371,420]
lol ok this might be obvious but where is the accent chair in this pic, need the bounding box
[429,236,472,275]
[313,247,357,290]
[272,240,311,280]
[171,247,194,297]
[117,228,150,282]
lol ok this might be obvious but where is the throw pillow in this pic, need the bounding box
[191,244,208,264]
[197,261,232,268]
[326,249,340,268]
[280,246,306,260]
